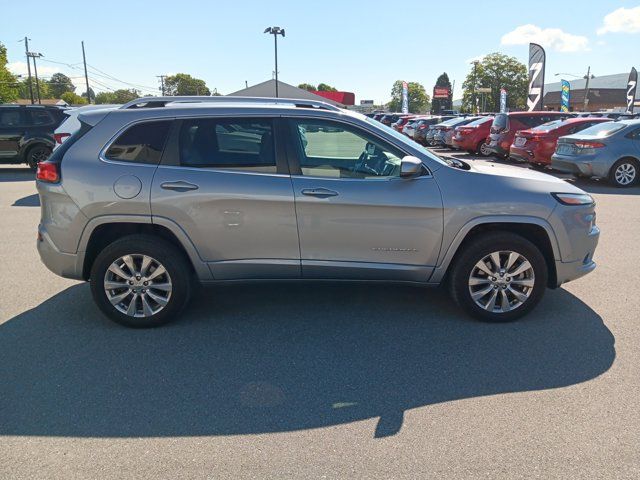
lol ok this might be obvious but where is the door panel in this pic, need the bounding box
[151,117,300,280]
[292,175,443,279]
[0,108,25,159]
[286,117,443,281]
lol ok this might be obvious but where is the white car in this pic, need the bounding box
[53,104,118,149]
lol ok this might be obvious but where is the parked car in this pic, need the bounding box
[36,96,599,327]
[441,117,481,148]
[551,119,640,187]
[380,113,403,127]
[487,111,573,158]
[53,104,119,149]
[575,112,634,120]
[451,116,494,156]
[402,116,429,138]
[391,115,415,133]
[510,117,611,167]
[432,117,474,147]
[415,116,455,145]
[0,104,67,170]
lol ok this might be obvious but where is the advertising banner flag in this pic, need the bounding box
[626,67,637,114]
[560,80,571,112]
[500,88,507,113]
[401,81,409,113]
[527,43,546,111]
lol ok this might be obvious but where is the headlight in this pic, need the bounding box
[551,192,595,206]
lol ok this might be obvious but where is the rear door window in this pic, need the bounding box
[105,120,172,164]
[0,108,24,128]
[178,118,276,173]
[28,109,55,126]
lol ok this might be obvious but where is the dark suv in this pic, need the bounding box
[0,105,67,170]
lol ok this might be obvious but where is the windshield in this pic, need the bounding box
[492,113,508,131]
[577,122,626,137]
[532,119,564,132]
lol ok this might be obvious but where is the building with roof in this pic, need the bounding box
[13,98,69,107]
[228,80,346,107]
[543,72,640,112]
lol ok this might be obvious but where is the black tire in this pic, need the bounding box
[448,232,548,322]
[608,158,639,188]
[26,144,52,171]
[90,234,193,328]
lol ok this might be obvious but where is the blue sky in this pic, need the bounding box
[2,0,639,102]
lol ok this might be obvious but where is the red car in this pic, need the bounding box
[510,117,611,166]
[451,116,494,156]
[487,111,573,158]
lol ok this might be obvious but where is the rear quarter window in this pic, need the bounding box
[105,121,172,165]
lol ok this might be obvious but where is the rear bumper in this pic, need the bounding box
[37,225,84,280]
[551,154,609,178]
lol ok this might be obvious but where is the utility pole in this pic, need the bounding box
[157,75,166,95]
[583,66,592,112]
[23,37,34,104]
[81,41,91,103]
[27,51,43,104]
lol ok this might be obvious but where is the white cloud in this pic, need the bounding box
[501,24,589,52]
[597,6,640,35]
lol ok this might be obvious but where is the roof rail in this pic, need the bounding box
[119,96,342,111]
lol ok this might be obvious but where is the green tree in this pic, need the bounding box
[81,87,95,102]
[317,83,337,92]
[461,53,527,113]
[61,92,87,105]
[388,80,430,113]
[0,42,19,103]
[431,72,453,114]
[47,73,75,98]
[94,89,139,104]
[297,83,316,91]
[17,78,52,100]
[164,73,210,96]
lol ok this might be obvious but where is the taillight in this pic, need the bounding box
[575,141,605,149]
[54,133,71,144]
[419,125,427,130]
[36,161,60,183]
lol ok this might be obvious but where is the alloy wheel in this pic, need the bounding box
[614,163,636,186]
[468,250,535,313]
[103,254,172,317]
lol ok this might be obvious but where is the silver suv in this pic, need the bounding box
[36,97,600,328]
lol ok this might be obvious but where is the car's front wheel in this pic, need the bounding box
[609,158,638,187]
[90,234,192,328]
[449,232,548,322]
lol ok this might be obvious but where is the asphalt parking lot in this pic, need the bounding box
[1,156,639,479]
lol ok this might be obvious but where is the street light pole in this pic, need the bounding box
[264,27,285,98]
[583,66,592,112]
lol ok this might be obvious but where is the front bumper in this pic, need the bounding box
[552,223,600,287]
[38,225,84,280]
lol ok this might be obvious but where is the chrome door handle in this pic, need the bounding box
[160,181,199,192]
[301,188,339,198]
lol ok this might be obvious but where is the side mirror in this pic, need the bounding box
[400,156,423,178]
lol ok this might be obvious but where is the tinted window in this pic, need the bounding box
[179,118,276,173]
[532,120,564,132]
[106,121,171,164]
[28,109,54,126]
[0,109,23,127]
[465,117,492,127]
[578,122,626,137]
[293,119,406,179]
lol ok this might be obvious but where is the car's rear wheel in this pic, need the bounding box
[449,232,548,322]
[90,234,192,328]
[609,158,638,187]
[26,145,52,171]
[478,141,492,157]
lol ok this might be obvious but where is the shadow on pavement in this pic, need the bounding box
[0,282,615,438]
[11,193,40,207]
[0,168,34,183]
